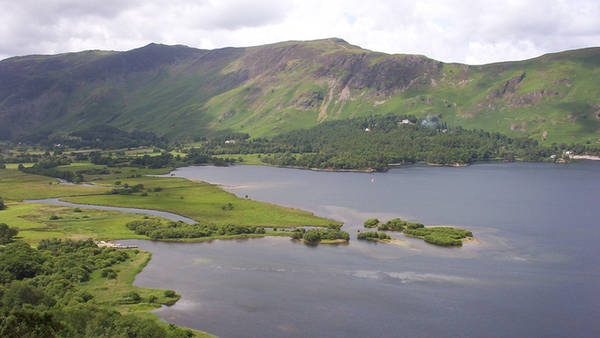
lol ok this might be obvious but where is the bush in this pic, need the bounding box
[164,290,176,298]
[49,215,60,220]
[101,268,117,279]
[302,228,349,243]
[363,218,379,228]
[0,197,6,210]
[122,291,141,304]
[148,295,158,303]
[73,208,82,213]
[302,230,321,243]
[0,223,18,244]
[358,231,385,240]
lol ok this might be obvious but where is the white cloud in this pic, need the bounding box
[1,0,599,64]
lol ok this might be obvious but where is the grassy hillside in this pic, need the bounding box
[1,38,599,144]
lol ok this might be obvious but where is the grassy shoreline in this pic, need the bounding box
[0,166,340,336]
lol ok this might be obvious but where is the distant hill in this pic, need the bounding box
[1,38,599,144]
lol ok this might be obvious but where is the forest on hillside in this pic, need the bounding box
[203,115,599,170]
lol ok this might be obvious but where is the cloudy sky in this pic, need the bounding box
[2,0,599,64]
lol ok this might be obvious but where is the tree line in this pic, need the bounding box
[199,114,600,170]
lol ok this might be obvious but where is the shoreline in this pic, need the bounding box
[570,155,600,161]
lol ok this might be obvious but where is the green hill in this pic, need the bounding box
[1,38,599,144]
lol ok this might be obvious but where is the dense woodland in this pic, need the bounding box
[203,115,600,170]
[0,239,194,337]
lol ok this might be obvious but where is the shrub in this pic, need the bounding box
[122,291,141,304]
[363,218,379,228]
[73,208,82,213]
[164,290,176,298]
[0,223,18,244]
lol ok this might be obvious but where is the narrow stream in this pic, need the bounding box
[25,198,197,224]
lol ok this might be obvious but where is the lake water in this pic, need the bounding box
[122,162,600,337]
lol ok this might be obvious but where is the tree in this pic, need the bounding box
[363,218,379,228]
[0,197,5,210]
[0,223,18,244]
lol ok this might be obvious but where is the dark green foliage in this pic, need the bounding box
[164,290,176,298]
[109,183,145,195]
[0,223,18,244]
[221,203,234,211]
[0,308,63,338]
[0,240,194,337]
[126,219,263,240]
[73,208,82,213]
[100,269,117,279]
[363,218,379,228]
[19,156,82,182]
[301,228,350,243]
[0,242,44,281]
[121,291,142,304]
[377,218,424,231]
[404,227,473,247]
[357,231,391,240]
[0,197,5,210]
[131,153,173,169]
[207,114,570,170]
[68,125,167,149]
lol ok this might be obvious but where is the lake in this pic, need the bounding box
[121,161,600,337]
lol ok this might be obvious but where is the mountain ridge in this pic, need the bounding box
[1,38,599,144]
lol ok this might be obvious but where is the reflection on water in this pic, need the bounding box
[130,161,600,337]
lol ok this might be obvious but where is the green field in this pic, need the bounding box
[0,202,157,245]
[61,175,337,227]
[0,169,108,201]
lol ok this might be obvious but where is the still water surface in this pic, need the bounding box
[122,162,600,337]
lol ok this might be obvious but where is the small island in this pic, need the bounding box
[357,231,391,242]
[291,225,350,244]
[363,218,474,247]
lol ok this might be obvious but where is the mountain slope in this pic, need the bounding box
[1,38,599,144]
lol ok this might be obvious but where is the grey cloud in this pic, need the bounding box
[199,0,288,30]
[1,0,599,63]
